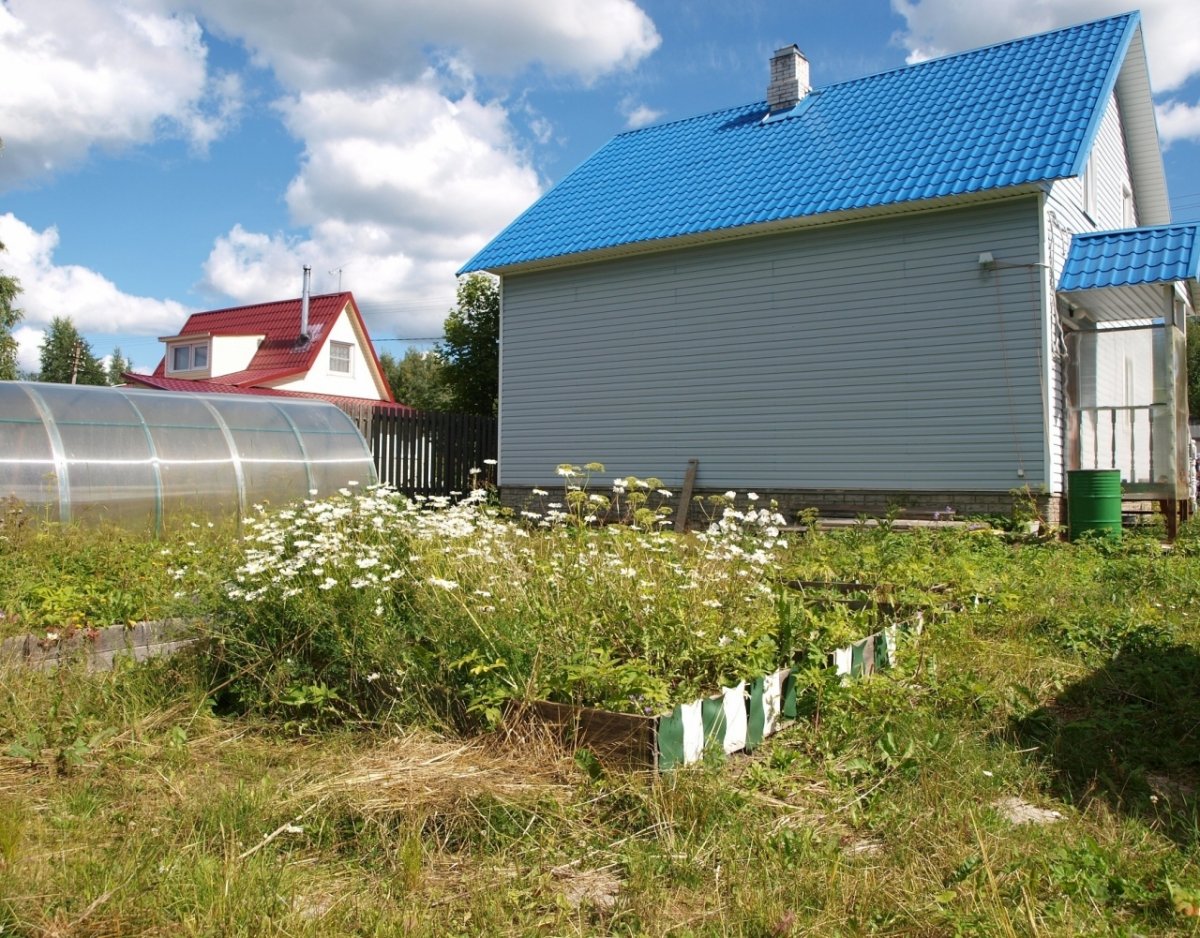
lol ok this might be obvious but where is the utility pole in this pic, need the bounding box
[70,339,82,384]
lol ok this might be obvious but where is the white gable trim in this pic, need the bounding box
[1114,25,1171,225]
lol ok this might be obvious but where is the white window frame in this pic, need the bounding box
[169,341,209,373]
[329,341,352,375]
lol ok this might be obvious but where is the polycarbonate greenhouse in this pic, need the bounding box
[0,382,377,532]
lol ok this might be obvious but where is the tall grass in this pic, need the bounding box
[205,479,796,728]
[3,492,1200,933]
[0,508,234,640]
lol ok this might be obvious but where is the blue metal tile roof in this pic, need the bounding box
[462,13,1139,273]
[1058,224,1200,290]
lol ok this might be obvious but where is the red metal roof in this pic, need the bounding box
[151,292,395,402]
[124,373,415,413]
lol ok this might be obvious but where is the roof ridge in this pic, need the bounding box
[613,12,1138,138]
[818,11,1137,96]
[188,291,350,318]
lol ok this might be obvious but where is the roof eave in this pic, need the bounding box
[1067,12,1141,181]
[474,185,1047,277]
[1112,23,1172,225]
[236,367,303,387]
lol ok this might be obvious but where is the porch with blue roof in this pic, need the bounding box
[1057,223,1199,506]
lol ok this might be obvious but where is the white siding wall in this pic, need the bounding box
[500,197,1046,493]
[210,335,263,377]
[277,309,385,400]
[1044,91,1139,492]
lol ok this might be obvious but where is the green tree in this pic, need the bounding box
[1188,320,1200,417]
[38,317,107,385]
[379,346,452,411]
[0,240,22,381]
[106,347,132,386]
[438,273,499,415]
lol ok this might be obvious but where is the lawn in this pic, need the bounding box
[2,481,1200,935]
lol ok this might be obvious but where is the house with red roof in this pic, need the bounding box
[125,275,409,416]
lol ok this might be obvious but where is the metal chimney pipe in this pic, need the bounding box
[300,265,311,341]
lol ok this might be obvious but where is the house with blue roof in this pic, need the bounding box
[462,11,1199,527]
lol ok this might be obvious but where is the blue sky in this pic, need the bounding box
[1,0,1198,376]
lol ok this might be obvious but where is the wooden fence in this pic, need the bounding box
[369,408,497,496]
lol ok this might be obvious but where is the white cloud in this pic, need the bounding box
[619,95,664,129]
[1157,100,1200,145]
[12,325,44,375]
[1,0,661,346]
[0,0,227,186]
[0,213,191,341]
[890,0,1200,92]
[181,71,247,153]
[192,0,660,91]
[202,80,543,336]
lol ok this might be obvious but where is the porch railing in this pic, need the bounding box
[1074,404,1165,485]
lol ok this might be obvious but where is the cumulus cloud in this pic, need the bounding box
[281,84,541,239]
[890,0,1200,92]
[202,80,543,335]
[0,214,192,362]
[191,0,659,337]
[12,325,44,375]
[1157,100,1200,145]
[2,0,662,344]
[0,0,230,186]
[192,0,660,91]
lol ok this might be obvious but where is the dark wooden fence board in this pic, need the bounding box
[369,408,497,497]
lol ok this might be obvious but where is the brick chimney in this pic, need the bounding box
[767,45,809,113]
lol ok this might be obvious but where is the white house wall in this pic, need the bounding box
[1044,91,1140,494]
[500,197,1046,494]
[273,308,384,400]
[210,334,263,377]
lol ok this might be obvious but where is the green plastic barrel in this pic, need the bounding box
[1067,469,1122,541]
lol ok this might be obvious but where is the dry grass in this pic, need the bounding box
[300,726,577,817]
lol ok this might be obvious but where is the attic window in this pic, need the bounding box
[329,341,352,375]
[169,342,208,373]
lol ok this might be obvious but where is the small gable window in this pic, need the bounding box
[329,341,352,374]
[170,342,209,372]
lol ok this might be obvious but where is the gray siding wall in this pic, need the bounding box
[500,197,1046,492]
